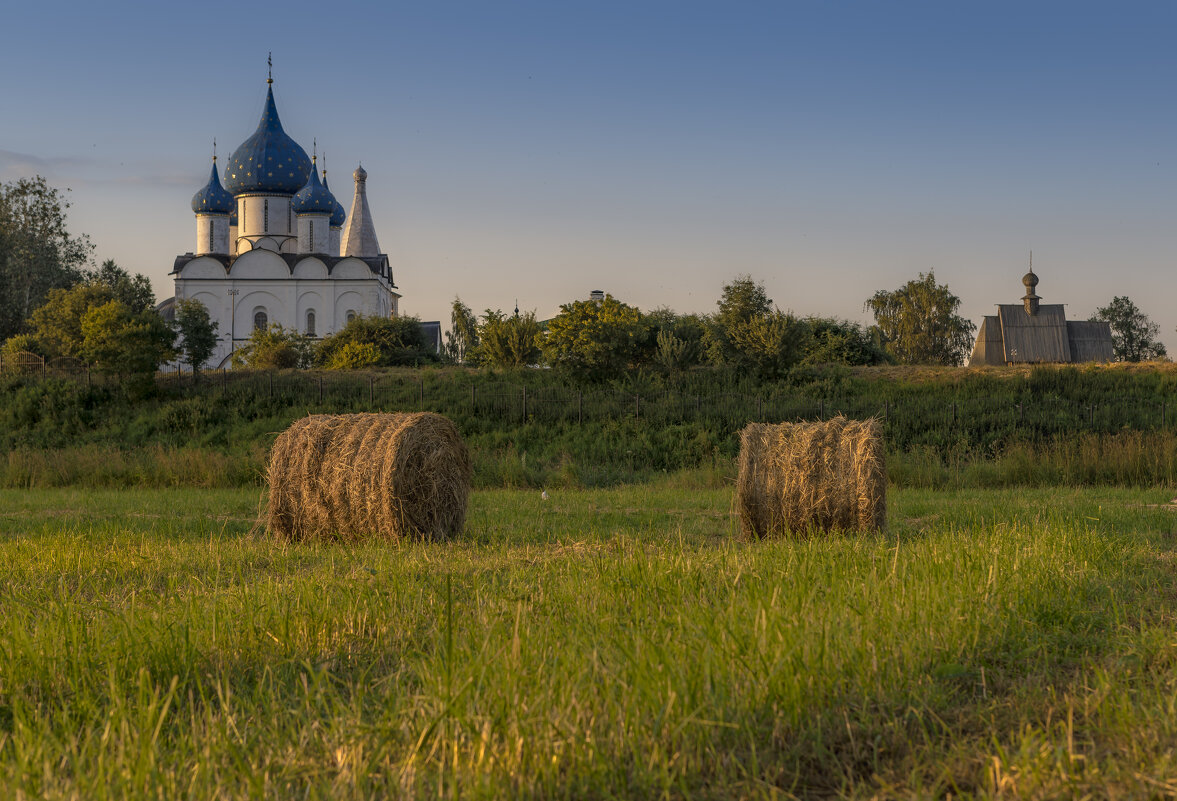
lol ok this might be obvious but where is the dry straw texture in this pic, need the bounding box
[736,416,886,537]
[267,412,472,542]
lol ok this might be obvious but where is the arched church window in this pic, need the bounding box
[254,309,268,331]
[306,310,316,337]
[346,311,356,324]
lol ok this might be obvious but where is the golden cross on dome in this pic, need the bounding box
[267,52,273,85]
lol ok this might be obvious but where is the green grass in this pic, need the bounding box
[3,483,1177,798]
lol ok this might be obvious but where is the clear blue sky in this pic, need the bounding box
[3,1,1175,350]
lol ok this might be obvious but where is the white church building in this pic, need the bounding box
[163,73,401,368]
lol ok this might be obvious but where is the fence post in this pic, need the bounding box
[268,371,273,398]
[577,390,583,424]
[418,378,424,407]
[318,376,323,404]
[819,398,824,420]
[471,384,476,412]
[369,375,375,406]
[522,386,528,421]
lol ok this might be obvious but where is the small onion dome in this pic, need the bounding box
[1022,269,1039,290]
[322,171,347,227]
[191,160,234,214]
[224,86,312,196]
[354,164,367,182]
[291,160,335,215]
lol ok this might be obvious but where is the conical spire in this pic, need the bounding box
[340,164,381,257]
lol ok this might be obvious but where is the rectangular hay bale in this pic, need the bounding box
[736,416,885,537]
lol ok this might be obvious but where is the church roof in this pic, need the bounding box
[224,85,312,196]
[291,159,335,215]
[322,170,347,227]
[191,160,234,215]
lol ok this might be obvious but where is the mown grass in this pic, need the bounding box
[3,483,1177,798]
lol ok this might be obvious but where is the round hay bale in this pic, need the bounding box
[736,416,885,537]
[267,412,471,542]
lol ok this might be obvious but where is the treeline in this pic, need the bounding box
[445,277,894,380]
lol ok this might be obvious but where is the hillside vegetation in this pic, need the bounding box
[4,362,1177,489]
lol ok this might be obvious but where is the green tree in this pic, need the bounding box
[705,275,774,365]
[444,297,480,364]
[232,324,311,369]
[644,308,706,373]
[865,271,975,365]
[1091,296,1167,362]
[0,176,93,340]
[728,310,812,379]
[802,317,890,366]
[313,314,433,368]
[26,283,115,358]
[86,259,155,313]
[543,295,646,378]
[80,301,175,374]
[173,298,220,376]
[479,309,542,368]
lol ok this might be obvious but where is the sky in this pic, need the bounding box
[2,0,1175,351]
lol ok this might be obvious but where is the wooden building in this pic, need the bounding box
[968,269,1114,366]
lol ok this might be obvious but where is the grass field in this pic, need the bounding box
[3,482,1177,798]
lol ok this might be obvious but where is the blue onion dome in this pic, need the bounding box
[291,158,335,215]
[224,86,312,195]
[191,160,234,214]
[322,170,347,227]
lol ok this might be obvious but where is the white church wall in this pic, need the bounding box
[335,290,365,324]
[292,258,328,279]
[195,215,229,255]
[230,249,290,279]
[331,259,372,280]
[296,291,325,336]
[236,290,286,335]
[179,257,228,279]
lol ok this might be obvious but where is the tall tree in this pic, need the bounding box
[445,297,480,364]
[80,300,175,375]
[705,275,774,365]
[1092,296,1167,362]
[173,298,220,375]
[0,176,93,340]
[865,271,975,365]
[26,283,115,359]
[478,309,542,368]
[543,295,646,378]
[86,259,155,313]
